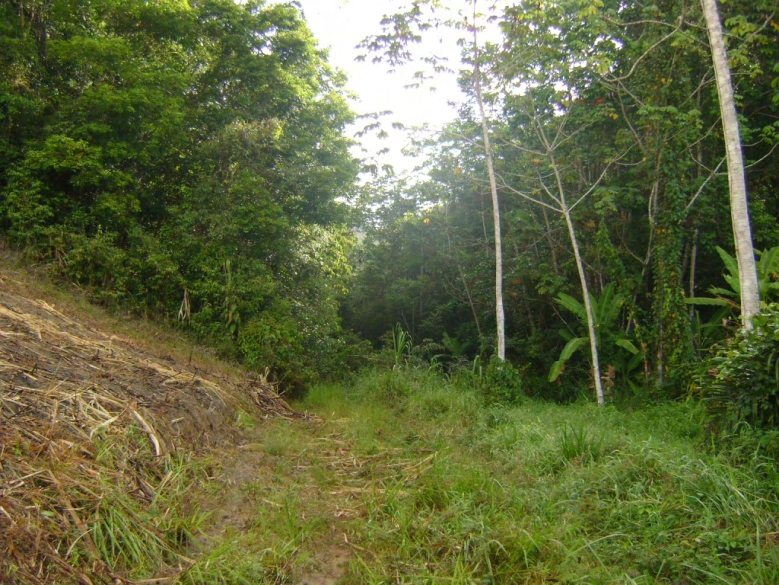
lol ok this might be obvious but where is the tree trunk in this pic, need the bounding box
[557,178,605,404]
[472,10,505,360]
[689,228,698,319]
[701,0,760,328]
[533,115,605,402]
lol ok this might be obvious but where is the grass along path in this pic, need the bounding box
[192,368,779,584]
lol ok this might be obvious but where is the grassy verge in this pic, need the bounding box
[201,367,779,584]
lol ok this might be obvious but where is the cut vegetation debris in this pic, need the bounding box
[0,277,301,583]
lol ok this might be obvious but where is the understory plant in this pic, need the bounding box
[483,354,524,405]
[549,283,640,386]
[688,246,779,312]
[697,304,779,431]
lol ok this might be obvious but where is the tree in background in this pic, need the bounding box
[470,0,506,360]
[347,0,777,400]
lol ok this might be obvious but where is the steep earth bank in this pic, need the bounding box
[0,255,302,583]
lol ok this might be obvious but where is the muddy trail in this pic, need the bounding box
[202,426,357,585]
[0,263,349,584]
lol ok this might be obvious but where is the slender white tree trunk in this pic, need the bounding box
[550,162,604,404]
[472,9,505,360]
[701,0,760,328]
[563,209,604,404]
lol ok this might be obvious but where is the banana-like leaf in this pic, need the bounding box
[702,246,779,309]
[685,297,730,306]
[549,359,565,382]
[708,286,737,297]
[595,283,623,326]
[716,246,740,279]
[548,337,587,381]
[758,246,779,274]
[560,336,587,361]
[615,339,639,354]
[555,292,587,321]
[557,284,625,329]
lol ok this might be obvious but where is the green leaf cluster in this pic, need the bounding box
[549,284,640,384]
[697,304,779,431]
[689,246,779,310]
[0,0,360,385]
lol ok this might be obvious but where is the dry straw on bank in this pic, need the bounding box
[0,285,300,583]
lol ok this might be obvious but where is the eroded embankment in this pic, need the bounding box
[0,273,301,584]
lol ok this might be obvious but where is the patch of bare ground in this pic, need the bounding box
[196,412,439,584]
[298,545,350,585]
[196,421,357,584]
[0,253,303,584]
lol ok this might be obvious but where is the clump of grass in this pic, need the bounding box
[91,496,172,572]
[176,543,265,585]
[2,422,212,583]
[557,423,604,465]
[235,409,256,431]
[89,451,211,577]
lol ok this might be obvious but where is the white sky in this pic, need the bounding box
[291,0,466,176]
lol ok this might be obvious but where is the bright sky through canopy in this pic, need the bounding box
[290,0,464,175]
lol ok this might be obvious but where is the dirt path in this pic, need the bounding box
[196,420,364,584]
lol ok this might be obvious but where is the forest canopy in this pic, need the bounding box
[1,0,778,412]
[342,0,779,408]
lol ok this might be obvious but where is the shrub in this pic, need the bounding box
[238,301,309,391]
[483,355,524,405]
[697,304,779,431]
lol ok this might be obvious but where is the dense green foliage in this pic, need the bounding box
[1,0,778,403]
[345,0,779,402]
[0,0,358,387]
[698,304,779,431]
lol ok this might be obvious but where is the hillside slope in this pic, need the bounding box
[0,259,300,583]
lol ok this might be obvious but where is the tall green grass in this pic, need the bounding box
[294,368,779,584]
[88,452,209,578]
[183,367,779,583]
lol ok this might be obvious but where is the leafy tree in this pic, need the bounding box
[0,0,359,385]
